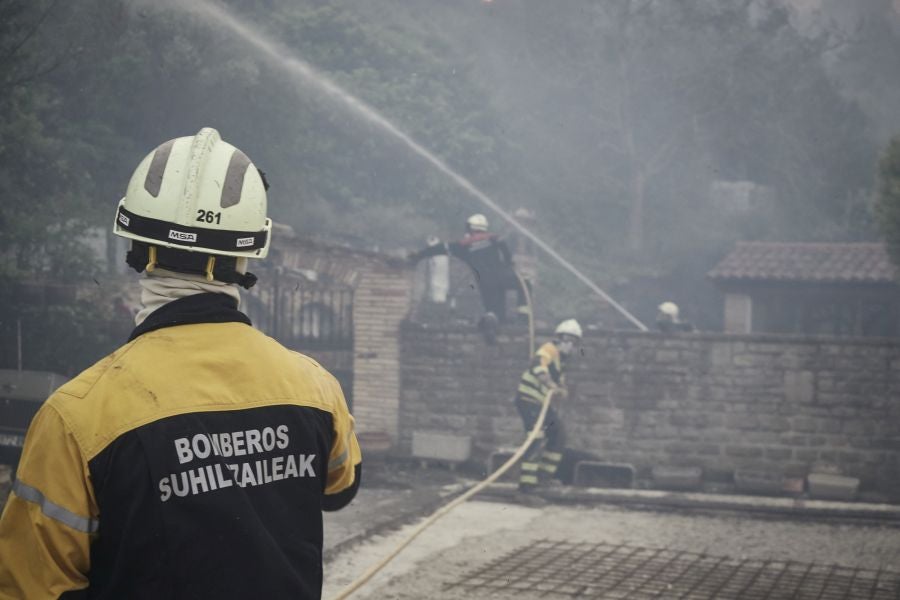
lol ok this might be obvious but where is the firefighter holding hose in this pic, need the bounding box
[514,319,582,492]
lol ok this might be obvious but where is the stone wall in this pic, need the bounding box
[398,322,900,496]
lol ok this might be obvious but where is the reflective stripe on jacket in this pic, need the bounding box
[0,293,361,600]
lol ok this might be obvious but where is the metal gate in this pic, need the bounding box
[244,266,354,409]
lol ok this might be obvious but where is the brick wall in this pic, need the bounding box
[352,261,413,439]
[399,323,900,495]
[269,236,412,441]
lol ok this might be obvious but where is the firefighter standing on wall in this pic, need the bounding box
[514,319,582,492]
[0,128,362,600]
[408,213,530,340]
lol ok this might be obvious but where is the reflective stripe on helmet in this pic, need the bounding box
[221,150,251,208]
[116,206,268,252]
[144,139,176,198]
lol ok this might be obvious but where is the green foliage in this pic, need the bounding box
[402,0,879,328]
[0,0,894,350]
[0,0,509,369]
[0,277,131,375]
[875,136,900,270]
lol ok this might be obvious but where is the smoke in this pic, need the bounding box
[132,0,649,330]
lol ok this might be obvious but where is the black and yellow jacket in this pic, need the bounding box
[0,293,362,600]
[516,341,565,404]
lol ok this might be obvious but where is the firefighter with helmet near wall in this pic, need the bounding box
[0,128,362,600]
[514,318,582,492]
[656,301,694,333]
[408,213,530,343]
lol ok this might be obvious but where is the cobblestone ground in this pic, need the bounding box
[322,499,900,600]
[2,462,897,598]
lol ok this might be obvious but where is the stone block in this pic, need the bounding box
[696,444,722,456]
[764,446,793,461]
[842,421,875,437]
[411,430,471,463]
[790,417,818,433]
[724,445,763,458]
[780,434,808,446]
[662,441,695,455]
[752,414,788,432]
[651,465,703,491]
[734,468,784,496]
[573,461,635,489]
[794,449,818,462]
[655,350,680,363]
[816,420,842,434]
[807,473,859,501]
[725,414,759,430]
[782,477,805,496]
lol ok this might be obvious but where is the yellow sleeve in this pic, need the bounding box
[0,403,97,599]
[532,343,556,375]
[323,375,361,495]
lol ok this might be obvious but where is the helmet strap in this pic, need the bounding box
[126,243,259,289]
[146,246,158,273]
[204,256,216,282]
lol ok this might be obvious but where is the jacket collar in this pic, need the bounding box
[460,231,494,245]
[129,292,252,342]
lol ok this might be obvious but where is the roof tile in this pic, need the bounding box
[707,242,897,284]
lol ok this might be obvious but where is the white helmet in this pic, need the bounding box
[555,318,583,339]
[466,213,489,232]
[113,128,271,288]
[658,302,680,318]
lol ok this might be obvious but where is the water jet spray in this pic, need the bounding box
[136,0,648,331]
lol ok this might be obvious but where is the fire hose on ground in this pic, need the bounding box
[329,387,556,600]
[331,273,541,599]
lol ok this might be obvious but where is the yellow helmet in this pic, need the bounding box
[113,128,271,287]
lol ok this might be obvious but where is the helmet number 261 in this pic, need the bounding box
[196,209,222,225]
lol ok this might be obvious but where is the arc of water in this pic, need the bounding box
[147,0,648,331]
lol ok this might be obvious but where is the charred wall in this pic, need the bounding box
[399,322,900,496]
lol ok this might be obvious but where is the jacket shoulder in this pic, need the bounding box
[54,341,141,401]
[46,323,348,459]
[536,342,558,359]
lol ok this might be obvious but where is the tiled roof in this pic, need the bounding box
[707,242,897,284]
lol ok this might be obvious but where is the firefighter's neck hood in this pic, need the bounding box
[135,268,241,326]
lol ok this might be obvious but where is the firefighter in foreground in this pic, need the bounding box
[409,213,530,343]
[514,319,582,492]
[0,128,361,600]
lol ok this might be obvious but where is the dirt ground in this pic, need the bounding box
[322,497,900,600]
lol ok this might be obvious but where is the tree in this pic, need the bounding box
[875,136,900,270]
[0,0,98,280]
[355,0,880,325]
